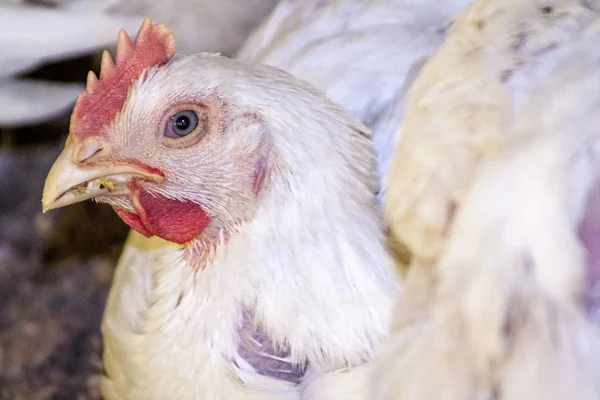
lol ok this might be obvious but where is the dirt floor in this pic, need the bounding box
[0,52,130,398]
[0,143,129,399]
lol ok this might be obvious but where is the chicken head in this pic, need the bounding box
[43,19,290,246]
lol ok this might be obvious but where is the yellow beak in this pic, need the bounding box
[42,140,164,213]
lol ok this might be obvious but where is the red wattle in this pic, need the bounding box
[122,181,211,244]
[113,208,154,237]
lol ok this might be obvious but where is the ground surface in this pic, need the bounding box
[0,46,134,399]
[0,140,129,399]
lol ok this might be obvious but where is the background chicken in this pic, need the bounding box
[385,0,600,265]
[42,19,399,399]
[0,4,142,127]
[23,0,279,55]
[375,0,600,398]
[1,0,278,127]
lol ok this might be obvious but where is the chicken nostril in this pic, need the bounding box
[75,138,105,164]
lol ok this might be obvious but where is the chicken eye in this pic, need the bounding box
[166,110,199,138]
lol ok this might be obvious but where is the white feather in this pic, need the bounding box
[375,2,600,398]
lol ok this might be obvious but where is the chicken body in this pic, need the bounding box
[237,0,472,193]
[42,21,398,399]
[384,0,600,264]
[375,0,600,398]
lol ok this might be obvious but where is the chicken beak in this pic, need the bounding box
[42,140,164,213]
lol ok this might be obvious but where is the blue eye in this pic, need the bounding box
[166,110,198,138]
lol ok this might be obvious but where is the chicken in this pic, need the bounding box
[384,0,600,265]
[41,19,399,400]
[374,0,600,398]
[26,0,280,56]
[237,0,472,195]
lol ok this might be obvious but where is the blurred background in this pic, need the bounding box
[0,1,278,397]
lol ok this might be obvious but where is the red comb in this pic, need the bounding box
[70,17,176,142]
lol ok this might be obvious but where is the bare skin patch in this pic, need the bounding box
[236,310,306,384]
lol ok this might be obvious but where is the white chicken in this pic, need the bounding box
[41,19,399,400]
[375,0,600,398]
[26,0,280,56]
[35,1,484,397]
